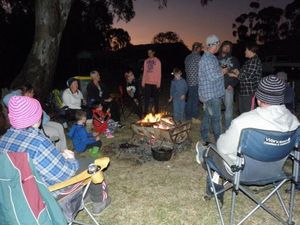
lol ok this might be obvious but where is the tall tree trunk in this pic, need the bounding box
[11,0,71,101]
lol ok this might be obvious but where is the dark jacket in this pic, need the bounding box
[125,79,141,100]
[86,82,110,107]
[218,54,240,89]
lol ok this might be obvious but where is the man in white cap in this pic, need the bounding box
[198,35,226,145]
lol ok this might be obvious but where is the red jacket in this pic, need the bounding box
[92,108,111,133]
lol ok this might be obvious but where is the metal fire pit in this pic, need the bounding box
[131,121,191,144]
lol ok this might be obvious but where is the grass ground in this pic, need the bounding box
[73,95,300,225]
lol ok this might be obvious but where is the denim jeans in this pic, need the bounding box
[200,97,222,142]
[186,85,199,120]
[173,98,185,121]
[223,88,234,130]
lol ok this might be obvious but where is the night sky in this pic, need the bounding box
[114,0,293,49]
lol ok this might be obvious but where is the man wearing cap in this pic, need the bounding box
[198,35,226,144]
[184,42,202,122]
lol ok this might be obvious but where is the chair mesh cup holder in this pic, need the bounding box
[87,163,101,174]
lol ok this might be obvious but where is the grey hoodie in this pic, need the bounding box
[217,105,299,163]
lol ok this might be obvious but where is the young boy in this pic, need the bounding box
[68,110,102,152]
[168,68,188,122]
[124,69,143,119]
[92,103,118,138]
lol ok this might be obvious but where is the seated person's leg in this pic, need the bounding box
[77,156,110,214]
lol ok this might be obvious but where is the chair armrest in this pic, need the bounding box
[48,157,110,192]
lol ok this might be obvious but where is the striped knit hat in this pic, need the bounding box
[255,75,286,105]
[8,96,43,129]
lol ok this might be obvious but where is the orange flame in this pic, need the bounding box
[139,113,166,123]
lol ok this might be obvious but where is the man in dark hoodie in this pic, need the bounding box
[217,41,240,129]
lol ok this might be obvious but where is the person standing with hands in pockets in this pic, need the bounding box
[142,49,161,114]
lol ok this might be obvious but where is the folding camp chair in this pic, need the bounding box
[0,152,110,225]
[204,128,300,225]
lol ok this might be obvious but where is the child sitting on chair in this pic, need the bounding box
[68,110,102,152]
[92,102,118,138]
[168,67,188,122]
[124,69,143,119]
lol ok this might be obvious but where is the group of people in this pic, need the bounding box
[0,70,123,215]
[0,32,298,219]
[192,34,299,201]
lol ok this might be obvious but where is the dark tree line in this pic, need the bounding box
[233,1,300,44]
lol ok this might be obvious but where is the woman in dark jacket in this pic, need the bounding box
[87,70,121,122]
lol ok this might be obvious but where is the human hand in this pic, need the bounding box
[105,97,112,102]
[227,85,233,91]
[168,97,172,103]
[107,108,111,113]
[180,95,185,100]
[96,136,100,141]
[222,68,229,75]
[93,131,99,137]
[62,149,75,159]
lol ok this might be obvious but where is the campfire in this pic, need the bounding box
[132,113,191,144]
[115,113,192,163]
[137,113,175,130]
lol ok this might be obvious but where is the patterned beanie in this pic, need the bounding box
[255,75,286,105]
[8,96,43,129]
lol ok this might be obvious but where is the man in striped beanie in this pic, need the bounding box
[196,75,300,200]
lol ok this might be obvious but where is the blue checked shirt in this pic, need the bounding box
[0,127,79,186]
[198,52,225,102]
[185,52,201,86]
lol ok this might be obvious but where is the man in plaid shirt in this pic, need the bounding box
[198,35,226,144]
[185,42,202,121]
[237,42,262,113]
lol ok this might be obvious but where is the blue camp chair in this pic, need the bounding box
[204,128,300,225]
[0,152,110,225]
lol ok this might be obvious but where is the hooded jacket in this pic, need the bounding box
[67,124,97,152]
[217,105,299,163]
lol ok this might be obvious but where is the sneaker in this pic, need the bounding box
[92,197,111,215]
[106,133,114,139]
[195,141,208,164]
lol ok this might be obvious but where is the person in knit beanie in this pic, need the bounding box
[196,75,299,200]
[0,96,79,187]
[0,96,111,214]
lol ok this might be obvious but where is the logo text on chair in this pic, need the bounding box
[264,137,291,146]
